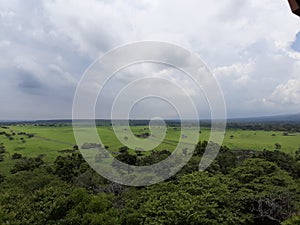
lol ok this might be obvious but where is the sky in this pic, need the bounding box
[1,0,300,120]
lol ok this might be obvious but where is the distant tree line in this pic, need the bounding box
[226,122,300,132]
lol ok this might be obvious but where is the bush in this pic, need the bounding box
[119,146,129,154]
[10,155,44,174]
[282,215,300,225]
[0,143,5,154]
[12,153,23,160]
[0,173,4,183]
[53,153,87,182]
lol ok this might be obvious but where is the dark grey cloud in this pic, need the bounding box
[17,72,45,95]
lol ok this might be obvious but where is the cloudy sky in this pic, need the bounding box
[1,0,300,120]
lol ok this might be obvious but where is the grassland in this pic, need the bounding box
[0,124,299,175]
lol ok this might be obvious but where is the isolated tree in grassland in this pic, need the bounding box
[275,143,282,149]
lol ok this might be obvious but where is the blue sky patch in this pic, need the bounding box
[292,32,300,52]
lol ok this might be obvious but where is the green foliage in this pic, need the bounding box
[275,143,282,149]
[1,125,300,175]
[73,169,110,192]
[208,146,237,174]
[230,158,300,224]
[0,143,6,162]
[255,150,300,179]
[122,172,252,225]
[12,152,23,159]
[295,148,300,161]
[194,140,208,155]
[115,152,137,166]
[136,150,171,166]
[53,153,88,182]
[0,172,120,225]
[0,172,4,183]
[2,168,61,192]
[0,143,5,154]
[282,215,300,225]
[10,155,44,174]
[119,146,129,154]
[65,190,120,225]
[0,150,299,225]
[1,124,300,225]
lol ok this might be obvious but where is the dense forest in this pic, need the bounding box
[0,139,300,225]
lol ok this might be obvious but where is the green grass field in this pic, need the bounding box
[0,124,299,175]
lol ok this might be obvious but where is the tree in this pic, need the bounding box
[12,153,23,160]
[122,172,252,225]
[135,150,143,157]
[0,169,120,225]
[194,141,208,156]
[73,169,110,193]
[115,153,137,166]
[136,150,171,166]
[0,173,4,183]
[282,215,300,225]
[275,143,281,149]
[213,150,237,174]
[0,143,5,154]
[10,155,44,174]
[119,146,129,154]
[230,158,299,224]
[255,150,300,179]
[53,153,87,182]
[296,148,300,161]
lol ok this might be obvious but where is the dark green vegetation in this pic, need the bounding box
[1,122,300,175]
[0,122,300,224]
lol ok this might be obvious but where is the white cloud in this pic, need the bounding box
[268,79,300,105]
[1,0,300,119]
[214,61,254,78]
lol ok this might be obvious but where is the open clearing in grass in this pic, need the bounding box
[0,124,299,175]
